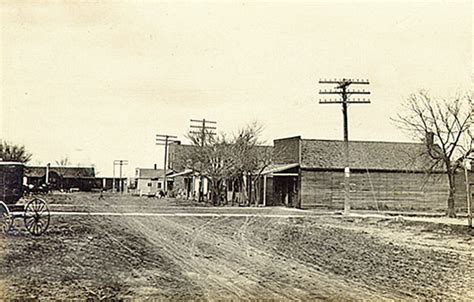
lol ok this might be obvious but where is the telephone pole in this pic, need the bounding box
[189,119,217,146]
[319,78,371,214]
[189,118,217,202]
[113,160,128,193]
[156,134,179,194]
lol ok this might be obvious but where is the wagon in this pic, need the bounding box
[0,162,50,236]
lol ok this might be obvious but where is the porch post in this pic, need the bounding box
[45,163,50,184]
[263,175,267,207]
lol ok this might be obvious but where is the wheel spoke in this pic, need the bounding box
[25,220,35,230]
[36,221,43,234]
[31,200,38,211]
[38,218,48,228]
[24,214,34,220]
[37,207,47,215]
[24,199,49,235]
[25,217,35,229]
[25,216,34,225]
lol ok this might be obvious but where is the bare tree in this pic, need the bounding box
[0,141,32,163]
[230,123,274,205]
[55,156,70,166]
[174,122,276,206]
[178,131,235,205]
[394,90,473,217]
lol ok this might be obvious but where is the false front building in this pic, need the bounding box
[266,136,466,211]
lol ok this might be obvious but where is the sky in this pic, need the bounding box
[1,0,472,177]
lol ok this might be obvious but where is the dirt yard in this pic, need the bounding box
[0,193,472,300]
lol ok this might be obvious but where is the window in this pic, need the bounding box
[147,182,152,187]
[158,182,162,189]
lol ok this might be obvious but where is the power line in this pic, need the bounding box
[319,78,371,214]
[156,134,180,194]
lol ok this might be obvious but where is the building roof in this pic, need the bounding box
[0,162,25,166]
[25,166,96,178]
[261,163,299,175]
[167,169,194,178]
[136,168,174,179]
[300,139,441,172]
[169,143,273,172]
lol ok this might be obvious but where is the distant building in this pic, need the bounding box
[167,143,271,202]
[25,165,96,191]
[167,169,212,200]
[94,177,128,192]
[134,166,174,196]
[168,144,209,200]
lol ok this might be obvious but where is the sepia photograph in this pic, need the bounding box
[0,0,472,300]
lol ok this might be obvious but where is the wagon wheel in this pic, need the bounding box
[0,201,12,233]
[24,198,50,236]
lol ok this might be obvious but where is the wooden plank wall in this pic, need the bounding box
[299,169,466,211]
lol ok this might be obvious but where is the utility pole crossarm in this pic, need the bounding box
[156,134,178,139]
[190,119,216,124]
[155,142,180,146]
[319,90,370,95]
[318,77,372,215]
[319,99,371,104]
[189,131,216,135]
[319,78,370,85]
[319,90,343,95]
[190,125,217,129]
[347,91,371,95]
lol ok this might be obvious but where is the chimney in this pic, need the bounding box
[154,164,157,170]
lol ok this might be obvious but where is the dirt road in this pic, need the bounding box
[0,194,472,300]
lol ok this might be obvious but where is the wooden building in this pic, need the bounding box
[167,136,471,212]
[167,144,212,200]
[167,169,197,199]
[25,165,96,191]
[269,136,468,211]
[133,167,174,196]
[94,177,128,192]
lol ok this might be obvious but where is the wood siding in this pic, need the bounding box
[299,169,467,211]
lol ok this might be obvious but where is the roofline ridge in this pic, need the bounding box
[300,138,424,145]
[26,165,95,168]
[274,136,302,141]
